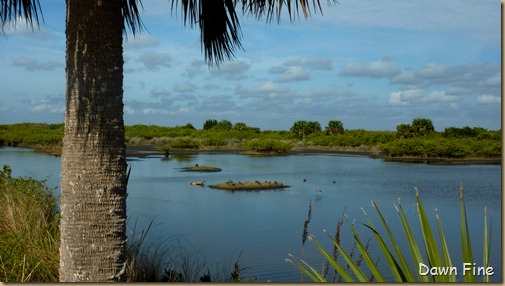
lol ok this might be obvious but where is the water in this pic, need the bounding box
[1,147,501,282]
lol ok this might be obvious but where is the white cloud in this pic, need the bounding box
[388,88,424,106]
[12,57,62,71]
[278,66,310,82]
[210,60,250,80]
[2,16,54,40]
[415,63,448,79]
[150,86,171,97]
[322,0,499,45]
[255,81,290,95]
[137,50,172,70]
[305,57,333,71]
[173,81,197,93]
[340,58,401,78]
[124,34,160,50]
[183,60,207,78]
[476,95,501,104]
[124,106,136,115]
[31,94,64,113]
[390,70,418,85]
[423,90,458,103]
[142,108,158,114]
[484,74,501,86]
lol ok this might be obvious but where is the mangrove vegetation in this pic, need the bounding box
[0,118,500,161]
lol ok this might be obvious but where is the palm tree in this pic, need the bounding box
[326,120,344,134]
[1,0,336,282]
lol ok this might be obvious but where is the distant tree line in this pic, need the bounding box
[0,119,500,158]
[380,118,501,158]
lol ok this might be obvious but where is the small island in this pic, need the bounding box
[209,180,289,191]
[181,165,222,172]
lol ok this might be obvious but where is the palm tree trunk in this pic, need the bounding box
[59,0,128,282]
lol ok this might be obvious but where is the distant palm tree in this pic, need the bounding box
[1,0,336,282]
[326,120,344,134]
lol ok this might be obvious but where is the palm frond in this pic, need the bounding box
[242,0,328,23]
[171,0,242,66]
[122,0,145,36]
[0,0,43,33]
[171,0,337,66]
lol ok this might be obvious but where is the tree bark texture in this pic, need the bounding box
[60,0,127,282]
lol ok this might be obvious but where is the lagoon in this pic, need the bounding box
[0,147,501,282]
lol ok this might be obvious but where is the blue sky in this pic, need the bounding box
[0,0,501,131]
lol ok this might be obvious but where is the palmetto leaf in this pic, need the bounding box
[459,183,476,282]
[395,200,431,282]
[370,201,416,282]
[326,227,386,282]
[434,209,457,282]
[415,187,450,283]
[289,185,491,283]
[483,206,491,282]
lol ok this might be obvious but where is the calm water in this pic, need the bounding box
[1,147,502,282]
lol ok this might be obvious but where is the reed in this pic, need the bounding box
[287,184,493,282]
[299,200,312,282]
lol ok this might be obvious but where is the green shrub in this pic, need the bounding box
[476,141,501,158]
[246,139,292,154]
[0,123,63,146]
[201,137,226,147]
[166,138,200,150]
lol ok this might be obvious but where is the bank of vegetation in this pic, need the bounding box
[0,118,500,160]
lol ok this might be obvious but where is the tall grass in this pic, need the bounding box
[0,165,60,282]
[287,184,493,282]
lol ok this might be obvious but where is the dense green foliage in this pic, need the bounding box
[326,120,344,135]
[203,119,218,130]
[0,120,500,158]
[0,123,63,146]
[290,120,322,139]
[246,139,292,154]
[166,138,200,150]
[382,121,501,158]
[306,130,395,148]
[396,118,435,139]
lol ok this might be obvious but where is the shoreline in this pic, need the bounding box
[125,145,501,165]
[5,144,501,165]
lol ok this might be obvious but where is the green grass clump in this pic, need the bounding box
[0,165,60,282]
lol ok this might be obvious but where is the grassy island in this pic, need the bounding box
[181,165,222,172]
[209,180,289,191]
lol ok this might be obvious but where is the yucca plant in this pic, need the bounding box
[287,184,493,282]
